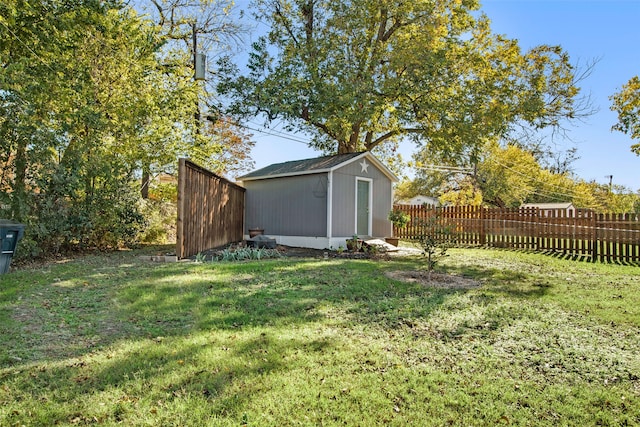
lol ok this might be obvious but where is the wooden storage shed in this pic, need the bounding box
[237,152,399,250]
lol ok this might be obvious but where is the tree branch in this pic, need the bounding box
[149,0,166,28]
[301,106,342,145]
[368,128,426,149]
[274,0,299,48]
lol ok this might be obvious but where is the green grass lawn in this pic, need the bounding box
[1,247,638,426]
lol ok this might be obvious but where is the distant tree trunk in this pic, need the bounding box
[485,196,506,208]
[141,167,150,199]
[11,138,28,221]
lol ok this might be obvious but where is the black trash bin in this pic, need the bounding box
[0,220,26,274]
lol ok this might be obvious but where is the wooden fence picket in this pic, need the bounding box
[392,204,640,264]
[177,159,246,259]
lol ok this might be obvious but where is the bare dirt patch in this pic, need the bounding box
[386,270,481,289]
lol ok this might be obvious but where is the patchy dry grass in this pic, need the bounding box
[0,248,638,426]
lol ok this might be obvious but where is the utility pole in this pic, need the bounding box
[605,175,613,192]
[192,21,201,133]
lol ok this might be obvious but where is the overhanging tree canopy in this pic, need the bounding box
[0,0,252,254]
[218,0,588,157]
[611,75,640,155]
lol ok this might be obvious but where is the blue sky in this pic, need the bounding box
[243,0,640,191]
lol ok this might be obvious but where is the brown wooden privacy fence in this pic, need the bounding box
[177,159,245,259]
[393,205,640,263]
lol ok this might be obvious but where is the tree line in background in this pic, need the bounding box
[393,69,640,213]
[2,0,639,259]
[395,139,640,213]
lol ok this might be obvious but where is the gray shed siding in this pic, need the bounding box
[244,174,328,236]
[372,177,392,237]
[330,158,393,237]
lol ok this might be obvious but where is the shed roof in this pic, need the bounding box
[238,152,398,182]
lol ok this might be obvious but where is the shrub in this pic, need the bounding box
[388,209,411,229]
[216,247,281,262]
[12,169,147,260]
[139,199,177,244]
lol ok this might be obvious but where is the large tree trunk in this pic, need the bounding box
[141,168,150,199]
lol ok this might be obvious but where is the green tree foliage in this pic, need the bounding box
[137,0,253,187]
[411,141,599,209]
[407,140,640,212]
[392,180,421,203]
[478,142,546,207]
[438,176,483,207]
[576,182,639,214]
[218,0,587,159]
[1,1,170,254]
[611,75,640,155]
[0,0,249,256]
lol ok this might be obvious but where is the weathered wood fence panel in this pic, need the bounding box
[177,159,245,259]
[393,204,640,263]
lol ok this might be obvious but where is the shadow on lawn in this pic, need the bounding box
[1,251,555,369]
[437,262,552,299]
[486,247,640,267]
[3,327,338,425]
[1,256,428,422]
[1,256,461,365]
[0,252,560,424]
[117,259,457,333]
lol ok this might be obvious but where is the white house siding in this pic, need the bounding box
[521,203,576,217]
[397,195,440,206]
[243,174,328,237]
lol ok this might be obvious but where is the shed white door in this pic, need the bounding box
[356,178,372,236]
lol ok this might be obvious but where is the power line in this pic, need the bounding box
[246,118,312,140]
[417,164,474,174]
[487,157,593,203]
[0,20,58,74]
[414,158,589,202]
[235,122,312,146]
[417,156,593,204]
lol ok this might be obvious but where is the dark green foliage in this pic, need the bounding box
[12,165,146,258]
[138,199,177,244]
[0,0,244,258]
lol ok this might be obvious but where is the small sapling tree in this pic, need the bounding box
[413,212,455,280]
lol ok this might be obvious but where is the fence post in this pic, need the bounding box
[395,203,636,263]
[177,158,187,259]
[591,212,598,262]
[479,207,486,246]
